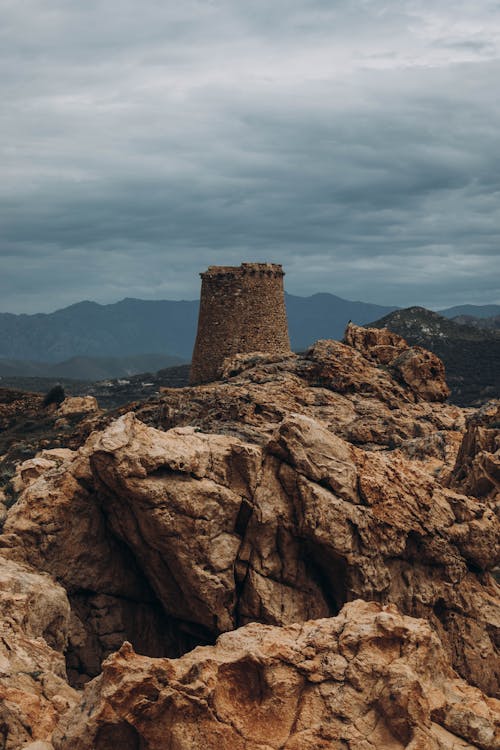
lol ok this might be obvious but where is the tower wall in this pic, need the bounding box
[189,262,290,384]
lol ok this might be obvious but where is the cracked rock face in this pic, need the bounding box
[52,601,499,750]
[0,426,185,688]
[0,325,499,748]
[0,554,77,749]
[89,416,262,635]
[450,400,500,508]
[344,322,451,403]
[3,409,499,696]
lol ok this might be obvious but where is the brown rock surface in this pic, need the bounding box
[4,408,498,694]
[0,554,77,749]
[344,322,451,402]
[57,396,99,416]
[450,400,499,507]
[1,435,181,687]
[240,413,500,696]
[0,386,104,521]
[343,320,411,361]
[0,325,499,747]
[88,413,262,634]
[0,388,43,431]
[53,601,499,750]
[153,336,464,458]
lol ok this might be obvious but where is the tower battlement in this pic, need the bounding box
[189,262,290,384]
[202,262,285,279]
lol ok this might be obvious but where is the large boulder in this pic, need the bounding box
[57,396,99,417]
[450,400,499,506]
[5,409,497,695]
[344,322,451,402]
[0,431,180,687]
[53,601,500,750]
[87,413,262,635]
[0,554,77,749]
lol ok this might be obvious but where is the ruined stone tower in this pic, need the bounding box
[190,262,290,384]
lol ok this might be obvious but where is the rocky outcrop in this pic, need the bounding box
[368,307,500,407]
[0,387,103,521]
[153,337,464,462]
[241,413,500,696]
[57,396,99,416]
[0,389,43,431]
[344,322,451,402]
[11,448,74,495]
[343,321,408,361]
[1,437,180,687]
[3,409,498,695]
[88,414,262,635]
[0,325,498,747]
[0,554,77,749]
[450,400,499,506]
[53,601,499,750]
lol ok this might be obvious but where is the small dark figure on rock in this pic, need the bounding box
[43,384,65,408]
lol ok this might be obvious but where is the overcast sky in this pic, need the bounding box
[1,0,499,313]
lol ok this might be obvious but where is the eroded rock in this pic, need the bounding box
[5,407,497,695]
[58,396,99,416]
[88,413,262,634]
[344,322,450,402]
[52,601,500,750]
[450,400,499,507]
[0,554,77,749]
[0,432,183,686]
[0,326,498,748]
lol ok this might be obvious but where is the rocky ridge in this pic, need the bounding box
[0,323,498,749]
[368,307,500,406]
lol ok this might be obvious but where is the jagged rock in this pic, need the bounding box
[11,449,75,494]
[343,320,410,361]
[393,430,465,480]
[220,350,297,379]
[154,336,464,457]
[88,413,262,634]
[239,413,500,695]
[52,601,500,750]
[391,347,451,402]
[1,326,498,746]
[5,408,497,695]
[0,387,104,521]
[0,554,77,749]
[0,435,179,687]
[450,400,499,506]
[58,396,99,416]
[344,322,450,402]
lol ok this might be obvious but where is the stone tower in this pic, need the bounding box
[190,262,290,384]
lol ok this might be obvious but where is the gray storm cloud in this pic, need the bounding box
[0,0,499,313]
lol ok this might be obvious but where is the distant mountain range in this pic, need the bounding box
[369,307,500,406]
[0,293,402,367]
[438,304,500,319]
[0,294,499,384]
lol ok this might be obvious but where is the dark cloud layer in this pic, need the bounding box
[1,0,499,313]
